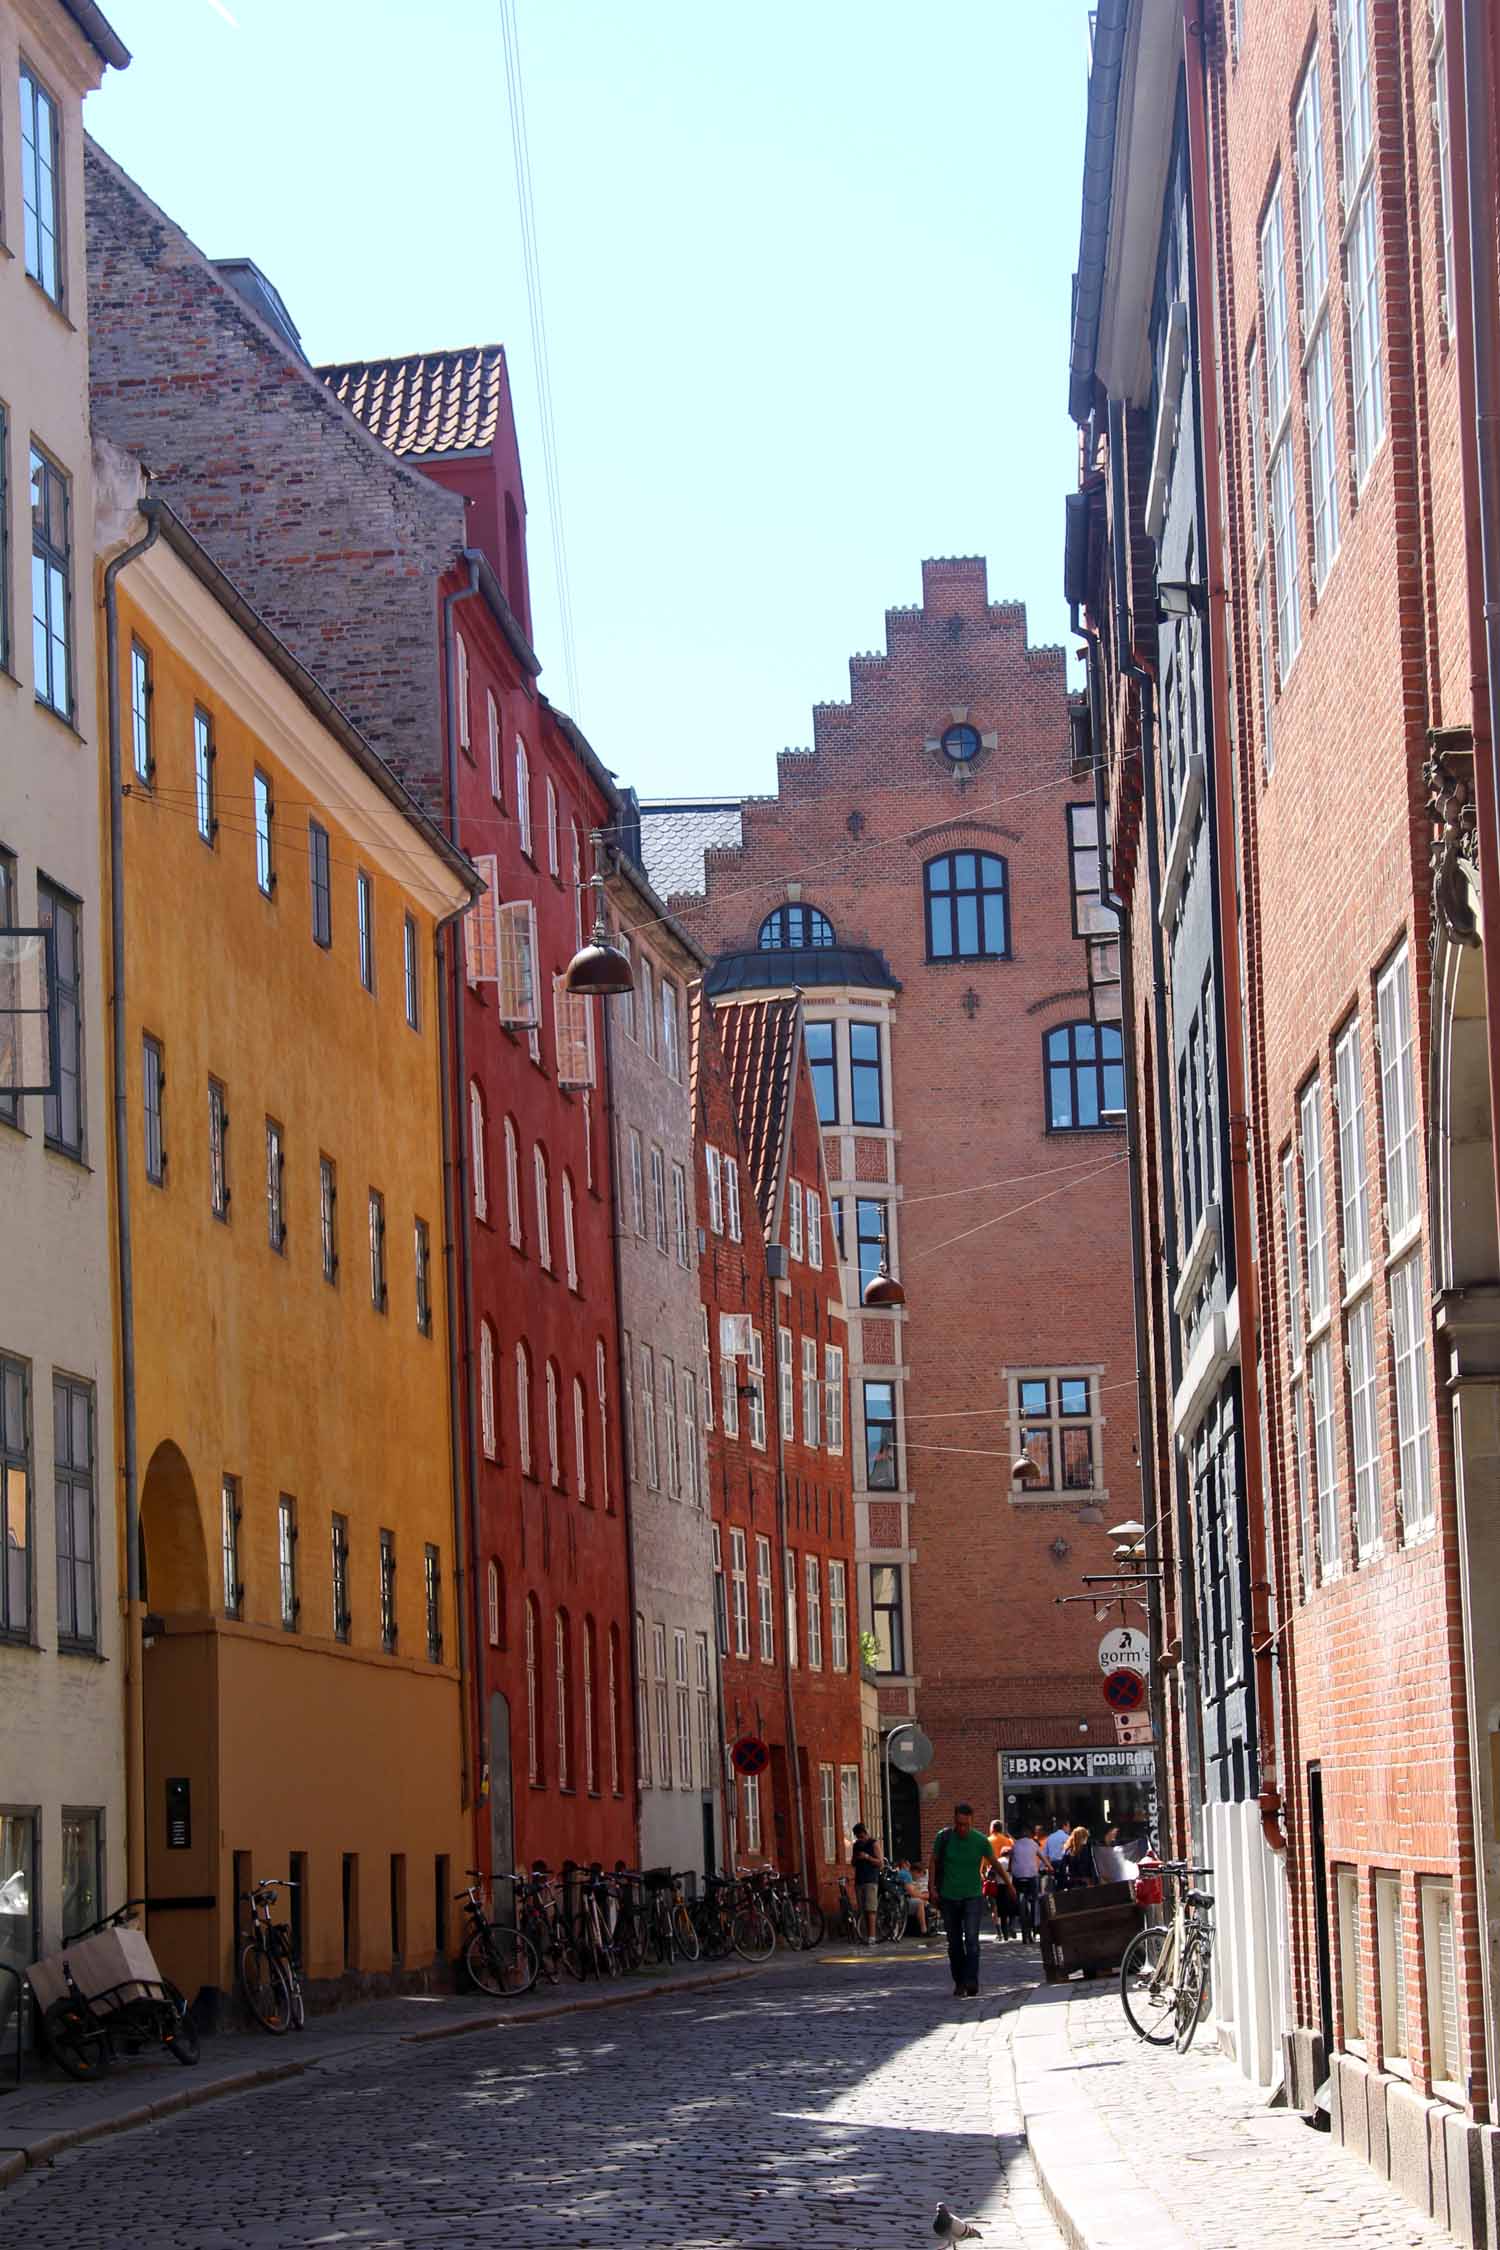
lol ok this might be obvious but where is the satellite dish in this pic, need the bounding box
[889,1728,934,1774]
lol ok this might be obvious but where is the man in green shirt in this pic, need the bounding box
[930,1803,996,1997]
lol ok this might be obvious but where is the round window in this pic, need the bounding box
[941,724,981,763]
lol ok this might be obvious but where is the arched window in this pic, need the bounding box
[573,1375,588,1503]
[525,1594,542,1783]
[758,903,835,950]
[596,1338,612,1513]
[562,1171,578,1290]
[487,1558,504,1647]
[607,1622,622,1793]
[479,1319,497,1459]
[515,1343,533,1475]
[582,1615,598,1793]
[555,1611,571,1788]
[1044,1020,1125,1130]
[941,722,980,763]
[924,851,1009,961]
[504,1117,521,1247]
[486,691,503,802]
[515,737,533,855]
[545,1360,561,1487]
[469,1080,488,1220]
[455,630,471,751]
[534,1146,552,1270]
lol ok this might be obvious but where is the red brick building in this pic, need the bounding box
[85,157,636,1883]
[693,994,864,1903]
[1066,0,1500,2226]
[648,560,1143,1858]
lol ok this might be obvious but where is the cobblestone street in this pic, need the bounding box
[4,1942,1053,2249]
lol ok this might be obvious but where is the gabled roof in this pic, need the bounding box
[713,996,803,1232]
[317,346,509,459]
[637,798,745,898]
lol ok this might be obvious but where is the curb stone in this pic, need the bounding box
[0,1961,754,2188]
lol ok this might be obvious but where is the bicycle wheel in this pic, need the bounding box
[1175,1935,1211,2053]
[161,1980,201,2065]
[526,1912,562,1983]
[464,1923,539,1998]
[285,1967,305,2031]
[42,1997,110,2080]
[1120,1925,1175,2044]
[799,1900,826,1949]
[239,1940,293,2033]
[672,1901,701,1963]
[731,1906,776,1964]
[878,1890,908,1943]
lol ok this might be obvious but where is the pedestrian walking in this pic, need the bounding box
[1044,1818,1069,1874]
[983,1821,1017,1940]
[851,1821,882,1943]
[1059,1824,1098,1889]
[1007,1825,1044,1943]
[930,1803,996,1998]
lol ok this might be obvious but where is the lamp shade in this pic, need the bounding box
[562,936,636,996]
[862,1266,907,1308]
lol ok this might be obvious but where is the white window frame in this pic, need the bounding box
[788,1183,803,1261]
[534,1145,552,1270]
[1310,1333,1340,1574]
[504,1117,521,1247]
[1347,1290,1381,1557]
[825,1345,844,1453]
[1376,945,1420,1244]
[562,1171,578,1291]
[629,1126,645,1236]
[662,1356,680,1498]
[725,1157,742,1242]
[730,1527,749,1659]
[1249,341,1275,771]
[674,1628,692,1791]
[706,1145,724,1234]
[1390,1248,1434,1537]
[682,1369,700,1505]
[515,738,533,856]
[573,1374,588,1502]
[1376,1871,1408,2067]
[1334,1018,1372,1290]
[805,1554,823,1671]
[1421,1879,1463,2096]
[1338,0,1384,487]
[641,1345,659,1488]
[700,1305,714,1431]
[1301,1080,1330,1323]
[743,1770,762,1855]
[746,1325,767,1449]
[820,1764,837,1866]
[829,1557,848,1672]
[545,1361,561,1488]
[784,1547,799,1667]
[487,691,502,800]
[719,1314,740,1439]
[455,630,471,750]
[1337,1866,1364,2045]
[1295,59,1338,591]
[807,1190,823,1270]
[480,1321,497,1460]
[801,1335,821,1448]
[672,1161,691,1267]
[470,1081,488,1222]
[778,1327,795,1441]
[546,774,560,877]
[756,1533,775,1663]
[1432,2,1456,335]
[516,1344,532,1476]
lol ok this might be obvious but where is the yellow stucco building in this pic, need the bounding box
[97,478,477,2010]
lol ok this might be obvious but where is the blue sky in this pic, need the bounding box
[87,1,1094,800]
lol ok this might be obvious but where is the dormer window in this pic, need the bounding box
[758,903,834,950]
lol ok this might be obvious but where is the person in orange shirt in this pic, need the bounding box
[985,1820,1017,1939]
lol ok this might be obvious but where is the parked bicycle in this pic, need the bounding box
[456,1870,539,1998]
[693,1873,776,1962]
[1120,1861,1214,2051]
[33,1899,199,2078]
[238,1876,305,2034]
[640,1868,701,1966]
[514,1867,579,1983]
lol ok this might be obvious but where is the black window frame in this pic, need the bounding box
[1016,1373,1097,1494]
[331,1511,351,1641]
[1066,803,1109,938]
[19,63,62,303]
[130,638,153,785]
[424,1543,442,1662]
[0,1355,32,1642]
[254,770,275,895]
[221,1473,242,1620]
[403,913,421,1030]
[209,1077,230,1220]
[1044,1020,1125,1132]
[309,821,332,948]
[855,1198,887,1297]
[868,1563,905,1674]
[142,1032,166,1185]
[863,1378,899,1491]
[849,1021,884,1126]
[357,869,375,993]
[379,1528,397,1653]
[415,1216,433,1336]
[940,723,980,763]
[193,707,217,845]
[369,1188,388,1312]
[30,445,71,720]
[320,1155,338,1283]
[0,848,19,1130]
[277,1493,299,1631]
[265,1117,286,1252]
[923,850,1010,963]
[37,877,82,1159]
[805,1020,838,1123]
[758,903,835,950]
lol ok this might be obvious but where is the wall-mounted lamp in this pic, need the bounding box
[1156,580,1208,621]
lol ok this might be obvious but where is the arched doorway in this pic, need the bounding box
[138,1441,219,2005]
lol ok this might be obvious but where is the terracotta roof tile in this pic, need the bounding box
[316,345,508,459]
[713,995,802,1231]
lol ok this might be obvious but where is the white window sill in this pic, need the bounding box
[1306,1307,1333,1347]
[1402,1514,1437,1549]
[1382,2054,1412,2083]
[1319,1561,1345,1588]
[1010,1487,1109,1509]
[1173,1205,1221,1319]
[1385,1222,1422,1264]
[1432,2076,1465,2109]
[1357,1539,1385,1567]
[1342,1266,1373,1310]
[1158,753,1205,928]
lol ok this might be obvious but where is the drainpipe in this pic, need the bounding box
[1073,590,1174,1844]
[439,562,487,1849]
[599,948,645,1854]
[1182,2,1284,1853]
[103,499,160,1908]
[1106,397,1206,1848]
[434,906,475,1815]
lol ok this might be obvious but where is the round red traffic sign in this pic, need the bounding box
[1102,1668,1146,1714]
[731,1733,770,1776]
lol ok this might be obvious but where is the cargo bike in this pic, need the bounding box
[28,1899,200,2080]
